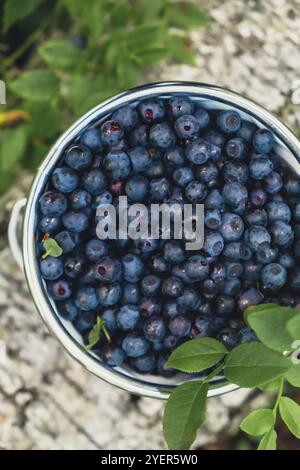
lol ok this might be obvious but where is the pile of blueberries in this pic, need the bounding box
[38,94,300,377]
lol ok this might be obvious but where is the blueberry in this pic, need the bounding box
[48,278,72,301]
[237,121,256,142]
[95,256,121,282]
[102,345,125,367]
[278,251,295,270]
[290,268,300,291]
[150,177,170,200]
[223,241,250,260]
[74,311,96,334]
[223,162,249,184]
[216,295,235,315]
[267,201,291,224]
[168,96,194,119]
[97,283,122,306]
[174,114,199,139]
[82,169,107,195]
[54,231,77,254]
[216,327,238,349]
[205,130,226,149]
[255,244,278,264]
[243,260,262,281]
[144,158,164,178]
[172,167,194,187]
[163,300,186,318]
[245,208,268,226]
[112,105,138,129]
[122,333,150,358]
[203,231,224,256]
[265,171,283,194]
[149,255,168,274]
[163,335,179,350]
[65,144,93,171]
[190,315,213,338]
[286,177,300,196]
[250,189,267,207]
[156,353,176,377]
[226,137,246,160]
[134,237,158,255]
[101,308,117,332]
[62,211,89,232]
[249,155,273,180]
[80,128,103,153]
[116,304,140,331]
[225,261,243,279]
[185,180,207,203]
[138,98,165,123]
[186,139,212,165]
[238,288,263,310]
[92,191,113,209]
[85,239,108,262]
[59,300,79,321]
[64,255,86,278]
[39,216,61,233]
[75,287,99,311]
[194,107,210,129]
[122,283,140,305]
[162,276,184,297]
[238,327,258,344]
[210,263,226,285]
[205,209,222,230]
[122,254,144,282]
[245,225,271,252]
[163,241,185,264]
[104,151,131,180]
[270,221,294,247]
[127,146,151,173]
[100,120,124,146]
[69,189,91,211]
[139,297,162,318]
[217,110,241,134]
[149,122,175,149]
[185,255,209,281]
[261,262,287,291]
[144,316,166,343]
[220,213,244,242]
[195,163,219,185]
[40,256,63,280]
[222,182,248,208]
[129,123,149,147]
[131,353,156,373]
[39,191,67,217]
[252,128,274,154]
[203,278,220,296]
[141,275,161,296]
[125,175,149,202]
[164,146,185,168]
[169,315,192,337]
[221,279,241,296]
[205,190,225,210]
[51,167,78,193]
[177,287,201,310]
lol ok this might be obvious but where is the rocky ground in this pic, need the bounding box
[0,0,300,450]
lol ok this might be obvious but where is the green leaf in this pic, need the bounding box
[286,313,300,340]
[38,40,81,70]
[258,377,282,392]
[2,0,45,32]
[167,35,196,66]
[244,303,278,324]
[257,429,277,450]
[62,0,104,36]
[167,2,211,30]
[224,342,291,388]
[240,409,275,436]
[279,397,300,439]
[10,70,59,102]
[0,170,15,194]
[285,364,300,387]
[246,305,296,352]
[42,238,63,259]
[134,47,168,66]
[0,126,28,171]
[67,75,114,116]
[167,338,227,373]
[163,381,208,450]
[126,24,164,51]
[86,316,111,350]
[26,101,61,140]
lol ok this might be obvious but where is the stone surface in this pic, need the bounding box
[1,0,299,450]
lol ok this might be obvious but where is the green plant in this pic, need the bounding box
[163,304,300,450]
[0,0,211,193]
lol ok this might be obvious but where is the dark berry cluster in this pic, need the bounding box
[37,95,300,377]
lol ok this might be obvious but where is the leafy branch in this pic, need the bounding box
[163,304,300,450]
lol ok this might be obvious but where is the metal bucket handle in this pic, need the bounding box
[8,198,27,271]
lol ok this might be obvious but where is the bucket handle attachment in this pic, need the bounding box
[8,198,27,271]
